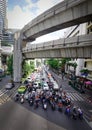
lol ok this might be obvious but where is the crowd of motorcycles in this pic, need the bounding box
[14,76,83,121]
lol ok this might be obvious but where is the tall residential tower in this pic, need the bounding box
[0,0,8,30]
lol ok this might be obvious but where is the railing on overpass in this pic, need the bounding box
[22,34,92,59]
[22,34,92,53]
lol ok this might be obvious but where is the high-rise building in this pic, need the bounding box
[0,0,8,30]
[0,13,3,39]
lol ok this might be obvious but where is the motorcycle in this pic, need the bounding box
[43,103,47,110]
[78,112,83,120]
[34,101,39,109]
[20,94,24,104]
[65,107,71,117]
[20,97,24,104]
[14,93,19,102]
[72,111,78,120]
[51,102,56,110]
[58,103,63,112]
[29,98,34,106]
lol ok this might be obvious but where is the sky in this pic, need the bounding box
[7,0,66,43]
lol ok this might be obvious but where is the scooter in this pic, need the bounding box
[78,112,83,120]
[14,94,19,102]
[20,94,24,104]
[43,102,47,110]
[65,107,71,117]
[51,102,56,110]
[29,98,34,106]
[20,97,24,104]
[58,105,63,112]
[72,112,78,120]
[34,101,39,109]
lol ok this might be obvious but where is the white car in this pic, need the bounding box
[33,82,39,88]
[5,83,14,90]
[43,83,49,90]
[27,77,32,82]
[53,81,59,90]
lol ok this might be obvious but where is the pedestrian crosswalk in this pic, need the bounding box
[0,86,19,105]
[0,94,11,105]
[66,92,84,101]
[0,89,8,97]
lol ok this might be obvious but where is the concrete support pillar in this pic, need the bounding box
[13,32,22,82]
[76,59,84,76]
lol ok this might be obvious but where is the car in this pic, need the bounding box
[18,86,26,94]
[27,77,32,82]
[43,83,49,90]
[33,82,39,88]
[53,81,59,91]
[5,83,14,90]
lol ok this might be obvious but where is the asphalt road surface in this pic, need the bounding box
[0,99,91,130]
[0,75,11,90]
[0,73,91,130]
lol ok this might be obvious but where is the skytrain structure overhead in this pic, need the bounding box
[21,0,92,43]
[13,0,92,82]
[22,34,92,59]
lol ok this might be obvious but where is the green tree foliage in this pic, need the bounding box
[47,58,71,71]
[22,60,35,78]
[67,62,77,75]
[1,41,11,46]
[67,62,77,69]
[7,55,13,76]
[30,60,35,71]
[59,58,71,71]
[47,58,59,69]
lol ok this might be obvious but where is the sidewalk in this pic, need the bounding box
[49,70,92,128]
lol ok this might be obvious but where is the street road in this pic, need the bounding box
[0,95,91,130]
[0,73,92,130]
[0,75,11,90]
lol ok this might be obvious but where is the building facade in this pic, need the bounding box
[0,13,3,39]
[0,0,8,30]
[64,22,92,80]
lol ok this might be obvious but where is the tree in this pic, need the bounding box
[7,55,13,77]
[47,58,59,69]
[59,58,71,73]
[22,60,35,78]
[30,60,35,71]
[67,62,77,75]
[47,58,71,72]
[1,41,11,46]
